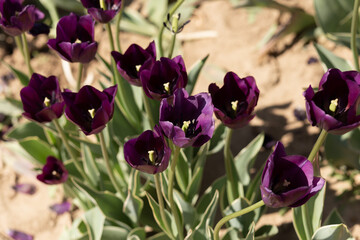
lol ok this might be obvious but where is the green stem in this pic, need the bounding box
[76,63,84,91]
[154,174,174,239]
[214,200,265,240]
[21,33,33,75]
[224,128,240,202]
[142,91,155,127]
[115,0,125,52]
[14,36,24,57]
[351,0,360,71]
[168,146,183,240]
[158,0,185,57]
[98,131,124,195]
[53,119,89,183]
[168,14,179,58]
[307,129,328,162]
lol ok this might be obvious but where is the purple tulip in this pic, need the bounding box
[0,0,44,36]
[140,56,188,101]
[81,0,122,23]
[304,68,360,135]
[50,201,72,215]
[47,13,98,63]
[111,41,156,86]
[37,156,68,185]
[20,73,64,123]
[260,142,325,208]
[7,229,33,240]
[29,22,50,36]
[208,72,259,129]
[159,88,215,148]
[124,125,171,174]
[12,183,36,195]
[62,85,117,135]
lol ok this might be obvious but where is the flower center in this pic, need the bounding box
[136,65,141,72]
[329,98,338,113]
[148,150,156,165]
[44,97,51,107]
[182,120,191,132]
[88,108,96,118]
[283,179,290,187]
[163,82,170,94]
[231,100,238,112]
[52,170,61,179]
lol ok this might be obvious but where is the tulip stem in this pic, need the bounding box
[21,33,33,76]
[214,200,265,240]
[351,0,360,71]
[115,0,125,53]
[76,63,83,91]
[307,129,328,162]
[158,0,185,57]
[168,146,184,240]
[142,91,155,127]
[224,128,241,203]
[99,131,123,195]
[53,119,90,184]
[168,14,179,58]
[14,36,24,57]
[154,174,175,239]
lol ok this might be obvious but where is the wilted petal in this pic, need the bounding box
[12,183,36,195]
[7,229,33,240]
[50,201,72,214]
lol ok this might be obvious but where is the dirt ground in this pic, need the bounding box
[0,0,360,239]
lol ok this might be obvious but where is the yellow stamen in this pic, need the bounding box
[52,170,58,176]
[88,108,96,118]
[148,150,155,164]
[136,65,141,72]
[231,100,238,112]
[44,97,51,107]
[163,82,170,93]
[329,98,338,112]
[75,39,82,44]
[182,120,191,132]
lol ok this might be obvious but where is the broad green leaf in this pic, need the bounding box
[293,183,326,240]
[254,225,278,240]
[185,168,202,203]
[234,133,264,186]
[127,228,146,240]
[121,9,157,36]
[83,207,105,240]
[19,137,57,165]
[73,179,132,228]
[223,198,254,234]
[245,161,265,204]
[208,124,226,155]
[51,0,84,13]
[3,62,29,86]
[101,226,128,240]
[328,32,360,51]
[324,208,345,226]
[96,54,112,73]
[59,218,88,240]
[186,55,209,95]
[123,189,144,224]
[145,0,167,26]
[0,98,23,116]
[312,224,354,240]
[81,143,100,188]
[6,121,47,142]
[175,149,191,194]
[244,222,255,240]
[197,177,226,215]
[314,43,353,71]
[174,190,196,229]
[147,232,170,240]
[314,0,354,34]
[222,228,239,240]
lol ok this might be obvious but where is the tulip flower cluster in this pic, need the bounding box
[3,0,360,239]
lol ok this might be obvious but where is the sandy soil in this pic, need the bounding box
[0,0,359,239]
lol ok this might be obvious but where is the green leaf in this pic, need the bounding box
[185,167,202,202]
[175,149,191,194]
[314,0,354,34]
[245,161,265,204]
[174,190,196,229]
[127,228,146,240]
[293,183,326,240]
[3,62,30,86]
[186,55,209,95]
[0,98,23,117]
[73,179,132,229]
[244,222,255,240]
[223,198,255,234]
[208,124,226,155]
[234,133,264,185]
[145,0,167,26]
[6,121,47,142]
[197,177,226,215]
[121,9,157,36]
[147,232,170,240]
[254,225,278,240]
[81,143,100,188]
[145,193,175,237]
[314,43,353,71]
[96,54,112,73]
[19,137,57,165]
[83,207,105,240]
[312,224,354,240]
[101,226,129,240]
[324,208,345,226]
[123,189,144,224]
[59,218,88,240]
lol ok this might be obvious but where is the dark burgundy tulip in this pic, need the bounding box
[29,22,50,36]
[0,0,44,36]
[37,156,68,185]
[124,125,171,174]
[111,41,156,86]
[140,55,188,101]
[81,0,122,23]
[47,13,98,63]
[260,142,325,208]
[62,85,117,135]
[209,72,259,129]
[304,68,360,135]
[20,73,65,123]
[7,229,33,240]
[159,88,215,148]
[50,201,71,215]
